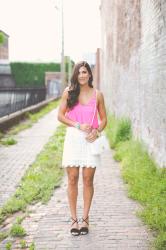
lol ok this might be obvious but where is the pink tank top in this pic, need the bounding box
[66,89,99,129]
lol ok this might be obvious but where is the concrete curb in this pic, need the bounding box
[0,96,60,132]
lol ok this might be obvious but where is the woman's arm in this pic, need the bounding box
[57,88,76,127]
[97,90,107,132]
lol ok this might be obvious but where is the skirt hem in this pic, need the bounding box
[62,164,96,168]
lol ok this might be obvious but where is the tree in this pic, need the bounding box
[0,32,4,44]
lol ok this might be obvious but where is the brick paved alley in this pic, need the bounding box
[0,109,154,249]
[0,108,59,207]
[21,151,154,250]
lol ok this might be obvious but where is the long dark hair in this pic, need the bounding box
[67,61,93,108]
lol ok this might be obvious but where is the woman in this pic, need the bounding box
[58,61,107,236]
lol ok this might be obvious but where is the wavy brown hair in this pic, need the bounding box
[67,61,93,108]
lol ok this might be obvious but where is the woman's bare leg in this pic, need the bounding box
[66,167,79,229]
[82,167,96,226]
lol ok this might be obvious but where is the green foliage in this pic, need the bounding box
[16,216,24,224]
[0,131,4,139]
[0,208,4,224]
[5,242,12,250]
[20,239,27,248]
[0,137,17,146]
[0,231,8,241]
[116,140,166,249]
[10,223,26,237]
[64,57,75,74]
[105,114,132,148]
[29,242,36,250]
[154,231,166,250]
[10,62,61,87]
[117,118,131,141]
[106,114,166,249]
[3,197,27,215]
[0,32,4,44]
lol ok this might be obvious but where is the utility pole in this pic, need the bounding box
[68,57,72,85]
[60,0,65,93]
[54,0,65,93]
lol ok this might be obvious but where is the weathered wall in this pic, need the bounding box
[100,0,166,167]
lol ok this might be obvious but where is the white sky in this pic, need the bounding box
[0,0,101,63]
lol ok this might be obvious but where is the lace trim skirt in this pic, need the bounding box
[62,127,101,168]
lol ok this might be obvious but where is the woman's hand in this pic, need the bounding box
[80,123,92,133]
[85,129,98,142]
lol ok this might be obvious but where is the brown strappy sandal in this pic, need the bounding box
[79,216,89,235]
[70,218,80,236]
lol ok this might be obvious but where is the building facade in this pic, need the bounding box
[0,30,15,87]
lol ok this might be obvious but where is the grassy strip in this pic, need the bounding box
[105,114,132,148]
[106,114,166,250]
[0,98,60,145]
[0,124,65,226]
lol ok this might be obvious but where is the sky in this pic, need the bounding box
[0,0,101,63]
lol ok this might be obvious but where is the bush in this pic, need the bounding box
[106,114,132,148]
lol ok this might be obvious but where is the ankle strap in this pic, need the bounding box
[71,217,78,226]
[82,216,89,225]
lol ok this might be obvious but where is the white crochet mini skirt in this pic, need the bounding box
[62,127,101,168]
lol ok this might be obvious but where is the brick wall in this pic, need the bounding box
[100,0,166,167]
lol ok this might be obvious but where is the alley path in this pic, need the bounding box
[0,108,154,249]
[0,108,60,207]
[20,149,154,249]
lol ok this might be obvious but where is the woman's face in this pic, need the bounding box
[77,66,91,86]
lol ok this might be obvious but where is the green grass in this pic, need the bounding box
[5,242,12,250]
[106,114,166,250]
[0,231,9,241]
[105,114,132,148]
[0,137,17,146]
[10,223,26,237]
[0,98,60,145]
[29,242,36,250]
[15,216,24,224]
[0,124,65,226]
[20,239,27,248]
[0,131,3,140]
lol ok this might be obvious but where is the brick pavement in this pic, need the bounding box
[0,108,154,249]
[0,108,60,207]
[16,152,153,249]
